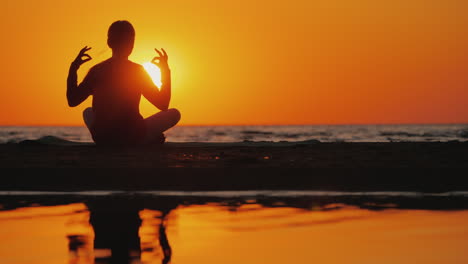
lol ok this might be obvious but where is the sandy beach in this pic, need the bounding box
[0,136,467,191]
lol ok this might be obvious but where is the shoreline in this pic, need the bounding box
[2,190,468,211]
[1,137,468,192]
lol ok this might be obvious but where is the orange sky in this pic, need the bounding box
[1,0,467,126]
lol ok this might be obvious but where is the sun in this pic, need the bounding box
[142,62,162,88]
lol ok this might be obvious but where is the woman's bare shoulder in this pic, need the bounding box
[86,59,111,74]
[129,60,145,70]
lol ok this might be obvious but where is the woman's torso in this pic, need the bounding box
[89,59,146,145]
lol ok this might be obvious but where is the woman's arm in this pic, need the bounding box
[142,48,171,111]
[67,46,93,107]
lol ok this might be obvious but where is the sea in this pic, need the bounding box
[1,124,468,143]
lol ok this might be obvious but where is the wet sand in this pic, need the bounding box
[1,137,468,191]
[2,198,468,264]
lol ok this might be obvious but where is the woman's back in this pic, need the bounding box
[89,58,146,145]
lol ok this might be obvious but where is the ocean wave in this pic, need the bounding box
[2,125,468,143]
[380,131,459,139]
[380,132,420,137]
[241,130,274,135]
[458,130,468,138]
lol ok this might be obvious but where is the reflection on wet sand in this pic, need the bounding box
[1,194,468,264]
[67,198,177,264]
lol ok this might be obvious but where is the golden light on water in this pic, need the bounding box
[142,62,162,88]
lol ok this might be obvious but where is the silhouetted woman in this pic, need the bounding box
[67,20,180,146]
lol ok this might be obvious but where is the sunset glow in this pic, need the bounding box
[1,0,468,126]
[142,62,162,88]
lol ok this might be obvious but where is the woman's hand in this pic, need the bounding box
[152,48,169,71]
[72,46,92,69]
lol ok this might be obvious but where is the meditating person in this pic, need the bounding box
[66,20,180,146]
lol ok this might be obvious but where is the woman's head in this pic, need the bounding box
[107,20,135,57]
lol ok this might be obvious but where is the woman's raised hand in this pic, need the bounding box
[72,46,92,68]
[152,48,169,70]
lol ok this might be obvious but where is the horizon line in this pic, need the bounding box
[1,122,468,127]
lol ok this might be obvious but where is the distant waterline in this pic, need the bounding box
[1,124,468,143]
